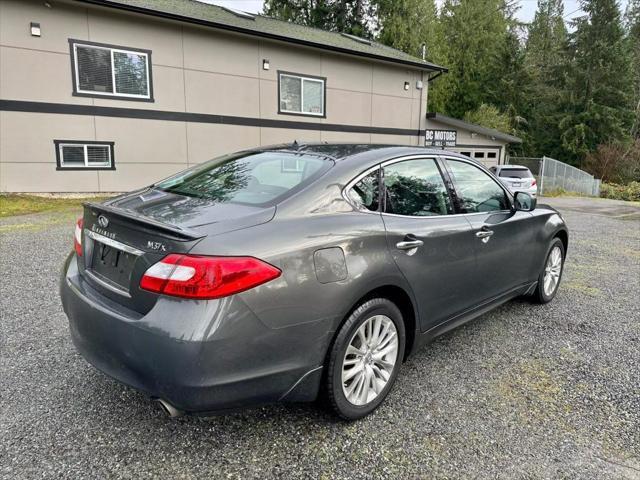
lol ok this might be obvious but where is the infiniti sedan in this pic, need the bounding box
[60,144,568,420]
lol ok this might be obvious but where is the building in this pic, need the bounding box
[425,113,522,168]
[1,0,449,192]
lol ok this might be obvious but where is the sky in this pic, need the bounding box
[200,0,630,24]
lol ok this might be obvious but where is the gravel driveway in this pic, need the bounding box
[1,197,639,479]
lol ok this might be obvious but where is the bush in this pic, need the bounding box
[584,141,640,184]
[599,182,640,202]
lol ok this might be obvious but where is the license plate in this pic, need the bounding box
[512,182,522,187]
[90,241,137,289]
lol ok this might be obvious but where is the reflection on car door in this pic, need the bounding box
[380,157,477,332]
[444,158,536,303]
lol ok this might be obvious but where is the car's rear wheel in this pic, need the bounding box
[532,238,565,303]
[325,298,405,420]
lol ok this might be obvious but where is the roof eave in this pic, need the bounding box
[426,112,522,144]
[74,0,448,73]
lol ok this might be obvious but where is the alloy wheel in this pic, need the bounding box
[543,245,563,297]
[341,314,399,406]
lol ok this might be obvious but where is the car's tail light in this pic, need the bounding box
[74,218,83,257]
[140,254,281,300]
[531,178,537,186]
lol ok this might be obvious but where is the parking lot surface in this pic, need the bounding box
[1,197,639,479]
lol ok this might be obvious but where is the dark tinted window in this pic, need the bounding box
[156,152,330,206]
[76,46,113,93]
[447,160,509,213]
[499,168,532,179]
[383,159,452,216]
[348,169,379,211]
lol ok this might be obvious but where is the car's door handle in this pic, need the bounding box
[396,239,424,250]
[475,229,494,238]
[475,228,494,243]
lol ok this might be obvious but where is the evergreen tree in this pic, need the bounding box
[428,0,512,118]
[526,0,567,73]
[523,0,568,159]
[484,10,531,146]
[262,0,374,38]
[625,0,640,138]
[374,0,440,60]
[559,0,634,164]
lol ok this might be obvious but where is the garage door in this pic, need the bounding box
[452,149,499,168]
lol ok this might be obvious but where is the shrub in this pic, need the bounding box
[599,182,640,202]
[584,141,640,184]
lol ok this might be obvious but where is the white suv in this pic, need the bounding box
[490,165,538,198]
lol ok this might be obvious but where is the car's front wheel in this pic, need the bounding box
[533,238,565,303]
[325,298,405,420]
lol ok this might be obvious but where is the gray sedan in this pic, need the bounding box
[60,144,568,420]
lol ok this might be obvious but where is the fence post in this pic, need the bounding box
[539,156,546,196]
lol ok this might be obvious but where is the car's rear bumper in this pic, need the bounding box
[60,253,325,414]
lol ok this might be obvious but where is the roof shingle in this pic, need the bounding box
[76,0,447,72]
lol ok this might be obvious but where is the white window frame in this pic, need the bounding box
[278,72,325,117]
[56,142,114,170]
[72,41,151,100]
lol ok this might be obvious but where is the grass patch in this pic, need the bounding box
[542,187,590,198]
[563,281,602,297]
[0,194,106,218]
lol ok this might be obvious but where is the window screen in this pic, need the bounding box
[76,46,113,93]
[279,73,325,116]
[56,141,114,170]
[113,51,148,95]
[72,41,151,99]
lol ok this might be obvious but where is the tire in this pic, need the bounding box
[532,238,565,304]
[325,298,406,420]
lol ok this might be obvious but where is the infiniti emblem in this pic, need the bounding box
[97,215,109,228]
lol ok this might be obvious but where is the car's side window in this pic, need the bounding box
[446,159,510,213]
[348,169,379,212]
[383,158,453,216]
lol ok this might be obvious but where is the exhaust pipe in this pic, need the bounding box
[154,398,184,418]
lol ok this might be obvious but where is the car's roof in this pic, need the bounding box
[259,142,479,165]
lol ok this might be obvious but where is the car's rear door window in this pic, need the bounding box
[348,169,380,212]
[156,151,331,206]
[382,158,452,216]
[446,159,510,213]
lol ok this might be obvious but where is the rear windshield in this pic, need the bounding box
[156,151,331,206]
[499,168,532,179]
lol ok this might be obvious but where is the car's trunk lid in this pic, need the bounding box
[78,189,275,313]
[503,177,533,188]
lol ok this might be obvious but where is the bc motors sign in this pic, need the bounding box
[425,129,457,147]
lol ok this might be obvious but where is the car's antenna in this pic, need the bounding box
[292,140,306,151]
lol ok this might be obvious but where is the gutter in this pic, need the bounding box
[74,0,448,73]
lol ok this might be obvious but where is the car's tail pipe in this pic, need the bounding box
[154,398,184,418]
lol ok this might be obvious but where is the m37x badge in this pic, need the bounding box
[147,241,167,252]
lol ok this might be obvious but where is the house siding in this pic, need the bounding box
[0,0,427,192]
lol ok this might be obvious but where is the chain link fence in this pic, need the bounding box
[507,156,601,197]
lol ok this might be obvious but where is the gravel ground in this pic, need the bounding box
[1,198,639,479]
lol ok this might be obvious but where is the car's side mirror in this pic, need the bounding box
[514,191,536,212]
